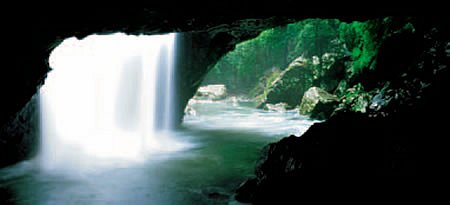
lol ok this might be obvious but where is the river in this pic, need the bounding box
[0,99,315,205]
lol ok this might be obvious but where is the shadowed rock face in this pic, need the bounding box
[235,17,449,203]
[0,94,40,167]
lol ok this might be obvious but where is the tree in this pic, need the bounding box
[202,19,345,95]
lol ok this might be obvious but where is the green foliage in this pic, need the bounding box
[203,19,344,95]
[339,83,372,113]
[291,19,341,59]
[249,68,282,100]
[203,17,398,101]
[338,20,386,77]
[262,62,315,108]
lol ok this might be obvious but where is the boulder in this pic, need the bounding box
[258,54,348,111]
[260,56,313,108]
[263,103,288,112]
[193,84,227,100]
[299,87,339,120]
[184,99,197,116]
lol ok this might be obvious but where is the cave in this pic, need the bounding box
[0,6,449,204]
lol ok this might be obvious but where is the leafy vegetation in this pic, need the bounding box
[202,17,412,118]
[339,20,384,77]
[202,19,344,95]
[338,83,372,113]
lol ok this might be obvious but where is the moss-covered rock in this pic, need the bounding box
[299,87,339,119]
[338,83,372,113]
[259,56,314,109]
[312,54,349,93]
[250,67,282,104]
[256,53,349,112]
[334,80,349,97]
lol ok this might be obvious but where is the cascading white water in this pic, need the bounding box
[39,33,184,172]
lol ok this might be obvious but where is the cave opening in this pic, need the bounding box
[0,11,446,204]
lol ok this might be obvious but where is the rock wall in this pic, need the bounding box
[0,93,40,167]
[235,16,449,203]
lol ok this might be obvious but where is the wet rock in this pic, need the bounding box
[184,99,197,116]
[263,103,288,112]
[258,54,349,111]
[0,94,39,167]
[261,56,313,108]
[368,86,393,116]
[207,192,229,200]
[194,84,227,100]
[201,187,231,202]
[235,178,257,203]
[299,87,339,120]
[338,83,372,113]
[236,111,418,203]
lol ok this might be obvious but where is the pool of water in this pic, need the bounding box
[0,99,315,205]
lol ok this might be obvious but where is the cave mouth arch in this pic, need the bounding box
[0,10,446,203]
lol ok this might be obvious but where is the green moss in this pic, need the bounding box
[250,68,282,101]
[339,83,373,113]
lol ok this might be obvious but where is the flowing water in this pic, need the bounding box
[0,99,315,205]
[0,33,315,204]
[39,33,183,171]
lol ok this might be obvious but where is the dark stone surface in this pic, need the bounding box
[309,100,339,120]
[0,93,39,167]
[235,178,257,203]
[236,111,420,203]
[235,17,449,203]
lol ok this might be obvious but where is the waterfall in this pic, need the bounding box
[39,33,183,172]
